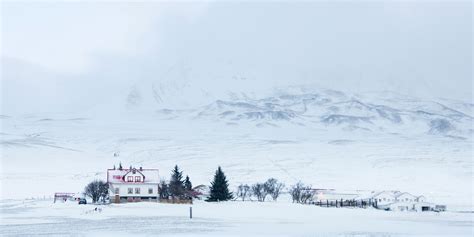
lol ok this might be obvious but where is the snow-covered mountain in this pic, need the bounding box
[3,55,472,142]
[124,86,472,139]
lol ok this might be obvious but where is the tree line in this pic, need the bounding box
[235,179,315,203]
[236,178,285,202]
[83,164,317,204]
[159,165,196,200]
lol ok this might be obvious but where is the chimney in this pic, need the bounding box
[139,167,143,171]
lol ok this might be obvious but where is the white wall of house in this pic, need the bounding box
[416,196,427,202]
[372,192,396,205]
[110,183,159,198]
[389,202,412,211]
[395,193,417,202]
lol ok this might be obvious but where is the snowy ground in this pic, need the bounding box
[1,115,472,208]
[0,110,472,236]
[0,199,472,237]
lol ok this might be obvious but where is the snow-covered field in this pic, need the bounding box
[1,89,473,236]
[1,108,472,205]
[1,199,472,237]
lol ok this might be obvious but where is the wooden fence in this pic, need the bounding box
[310,199,377,208]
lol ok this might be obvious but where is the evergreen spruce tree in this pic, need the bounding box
[184,175,193,199]
[169,165,184,198]
[159,180,170,199]
[206,166,233,202]
[184,175,192,191]
[118,162,123,170]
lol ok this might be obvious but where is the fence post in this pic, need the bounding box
[190,206,192,219]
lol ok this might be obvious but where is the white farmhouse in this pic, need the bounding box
[107,166,160,203]
[361,190,436,212]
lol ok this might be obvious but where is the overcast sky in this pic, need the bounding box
[1,1,472,113]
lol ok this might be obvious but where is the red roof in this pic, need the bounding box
[107,168,160,184]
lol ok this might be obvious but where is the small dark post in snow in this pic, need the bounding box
[189,206,192,219]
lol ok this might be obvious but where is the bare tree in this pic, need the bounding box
[300,188,315,204]
[236,184,251,201]
[264,178,285,201]
[290,181,304,203]
[84,180,109,203]
[251,183,268,202]
[290,181,314,204]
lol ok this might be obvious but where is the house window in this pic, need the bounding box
[135,188,140,194]
[378,199,381,202]
[383,198,386,201]
[127,176,133,182]
[135,176,141,182]
[115,188,119,194]
[128,188,133,194]
[405,198,408,201]
[148,188,153,194]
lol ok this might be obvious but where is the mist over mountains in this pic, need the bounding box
[2,1,472,115]
[2,55,472,140]
[1,1,472,143]
[2,55,473,141]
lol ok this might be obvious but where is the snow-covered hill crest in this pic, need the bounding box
[147,88,472,139]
